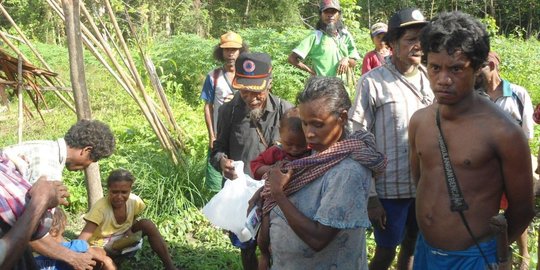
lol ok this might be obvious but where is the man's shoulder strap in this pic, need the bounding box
[511,91,524,122]
[212,68,222,90]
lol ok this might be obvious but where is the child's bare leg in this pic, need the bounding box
[257,214,271,270]
[88,247,116,270]
[132,219,177,270]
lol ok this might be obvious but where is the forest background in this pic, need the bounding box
[0,0,539,269]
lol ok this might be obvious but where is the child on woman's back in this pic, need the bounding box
[78,169,178,270]
[250,108,310,269]
[35,208,116,270]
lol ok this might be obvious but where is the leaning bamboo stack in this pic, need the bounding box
[45,0,185,164]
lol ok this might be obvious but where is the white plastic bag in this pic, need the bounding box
[202,161,264,241]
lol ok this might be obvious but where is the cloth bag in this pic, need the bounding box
[202,161,264,241]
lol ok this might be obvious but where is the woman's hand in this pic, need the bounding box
[247,186,263,215]
[268,166,292,197]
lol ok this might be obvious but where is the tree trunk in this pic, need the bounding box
[489,0,495,18]
[61,0,103,209]
[165,14,171,37]
[243,0,251,27]
[193,0,205,37]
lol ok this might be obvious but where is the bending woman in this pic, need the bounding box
[262,76,386,269]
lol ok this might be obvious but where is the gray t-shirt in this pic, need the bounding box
[269,158,370,270]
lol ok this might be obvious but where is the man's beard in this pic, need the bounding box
[249,108,263,122]
[321,20,343,36]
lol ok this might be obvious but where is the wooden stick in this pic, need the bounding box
[80,0,177,162]
[123,7,185,150]
[102,0,179,163]
[17,54,23,143]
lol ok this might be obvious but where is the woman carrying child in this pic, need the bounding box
[257,77,386,269]
[249,107,310,269]
[78,169,177,270]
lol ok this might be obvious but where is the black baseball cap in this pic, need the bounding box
[232,52,272,92]
[388,8,427,33]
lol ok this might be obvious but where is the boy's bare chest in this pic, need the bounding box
[417,122,493,169]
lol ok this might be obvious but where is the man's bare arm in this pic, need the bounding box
[0,195,48,268]
[0,179,63,269]
[288,52,316,75]
[203,103,215,149]
[498,128,535,242]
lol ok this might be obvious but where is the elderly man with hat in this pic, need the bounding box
[361,22,391,74]
[200,31,249,193]
[210,52,293,270]
[288,0,360,80]
[349,8,433,270]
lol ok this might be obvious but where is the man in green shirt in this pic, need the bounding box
[288,0,360,79]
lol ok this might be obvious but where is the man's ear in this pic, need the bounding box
[267,79,273,92]
[338,110,348,124]
[82,146,93,155]
[487,61,497,71]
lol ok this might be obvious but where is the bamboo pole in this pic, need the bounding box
[102,0,179,163]
[123,8,185,150]
[17,55,23,143]
[82,0,179,162]
[47,0,181,164]
[48,0,139,104]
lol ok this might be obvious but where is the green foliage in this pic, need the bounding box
[480,15,500,37]
[490,36,540,103]
[340,0,363,29]
[150,34,216,106]
[206,0,309,37]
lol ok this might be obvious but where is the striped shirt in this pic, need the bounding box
[349,62,433,199]
[0,152,31,226]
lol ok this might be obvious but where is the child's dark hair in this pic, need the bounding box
[106,169,135,187]
[50,208,67,238]
[279,108,303,136]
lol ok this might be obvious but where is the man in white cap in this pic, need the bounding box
[288,0,360,80]
[349,8,433,270]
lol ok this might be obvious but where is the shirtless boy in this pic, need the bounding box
[409,11,535,269]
